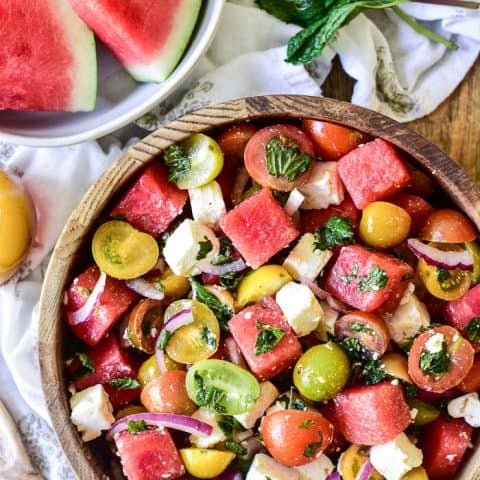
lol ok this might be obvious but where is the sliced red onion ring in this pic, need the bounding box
[214,468,243,480]
[197,258,247,276]
[147,258,166,277]
[407,238,473,271]
[326,295,349,314]
[126,278,165,300]
[67,271,106,325]
[231,166,250,206]
[225,337,247,368]
[155,309,194,372]
[284,188,305,216]
[196,225,222,271]
[299,276,329,300]
[106,412,212,441]
[326,472,341,480]
[356,461,374,480]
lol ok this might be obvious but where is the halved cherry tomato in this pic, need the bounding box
[408,325,474,393]
[466,241,480,284]
[335,311,390,359]
[127,299,164,354]
[261,409,333,466]
[389,193,434,235]
[458,356,480,393]
[337,444,383,480]
[419,209,477,243]
[244,124,315,192]
[301,120,368,161]
[379,352,412,383]
[140,370,196,415]
[137,354,182,386]
[216,123,259,160]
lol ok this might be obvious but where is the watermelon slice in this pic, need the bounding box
[0,0,97,112]
[69,0,202,83]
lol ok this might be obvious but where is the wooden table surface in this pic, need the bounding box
[323,58,480,187]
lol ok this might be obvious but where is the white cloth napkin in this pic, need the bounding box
[0,1,478,477]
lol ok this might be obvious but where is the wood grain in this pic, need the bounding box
[38,96,480,480]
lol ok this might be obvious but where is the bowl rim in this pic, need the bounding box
[0,0,225,148]
[38,95,480,479]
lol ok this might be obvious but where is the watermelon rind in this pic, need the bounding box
[127,0,203,83]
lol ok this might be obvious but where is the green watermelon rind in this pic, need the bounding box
[126,0,203,83]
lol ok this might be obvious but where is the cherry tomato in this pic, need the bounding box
[335,311,390,359]
[389,193,434,235]
[301,119,367,161]
[408,325,474,393]
[408,166,437,198]
[244,124,315,192]
[261,410,333,466]
[378,352,412,383]
[337,444,383,480]
[127,299,164,354]
[458,356,480,393]
[140,370,196,415]
[137,354,181,386]
[115,405,146,419]
[466,241,480,284]
[419,209,477,243]
[216,123,259,160]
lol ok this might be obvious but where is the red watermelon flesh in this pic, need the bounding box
[0,0,96,112]
[69,0,202,83]
[220,188,300,268]
[115,429,185,480]
[445,284,480,340]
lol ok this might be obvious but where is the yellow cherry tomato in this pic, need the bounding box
[236,265,292,308]
[165,299,220,364]
[338,444,383,480]
[154,267,190,299]
[115,405,146,419]
[359,201,411,248]
[92,220,159,279]
[402,466,429,480]
[180,448,235,479]
[137,354,182,386]
[408,399,440,426]
[0,171,35,282]
[379,352,412,384]
[205,285,235,312]
[466,241,480,285]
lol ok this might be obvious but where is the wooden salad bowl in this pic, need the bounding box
[38,95,480,479]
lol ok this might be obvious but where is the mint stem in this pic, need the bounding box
[391,5,459,50]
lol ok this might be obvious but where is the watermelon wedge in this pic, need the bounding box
[0,0,97,112]
[69,0,202,83]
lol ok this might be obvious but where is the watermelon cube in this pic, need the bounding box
[332,382,411,445]
[325,245,413,313]
[228,297,302,380]
[111,163,188,237]
[115,429,185,480]
[337,139,412,209]
[219,188,299,268]
[445,284,480,341]
[72,336,140,409]
[65,265,138,346]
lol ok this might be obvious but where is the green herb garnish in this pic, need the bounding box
[127,420,148,434]
[164,144,191,183]
[255,321,286,355]
[217,416,247,436]
[193,371,227,413]
[357,265,388,292]
[465,318,480,344]
[339,337,363,361]
[225,439,248,456]
[109,377,141,390]
[197,237,213,261]
[219,271,245,290]
[72,352,95,379]
[419,341,451,376]
[298,419,315,429]
[338,264,359,285]
[211,236,235,266]
[277,388,307,411]
[303,441,323,458]
[200,327,217,349]
[266,136,312,181]
[314,216,355,251]
[158,330,171,351]
[362,360,388,385]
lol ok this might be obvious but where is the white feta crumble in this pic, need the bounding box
[319,301,339,336]
[294,454,334,480]
[70,384,114,442]
[246,454,300,480]
[188,180,226,228]
[276,282,324,337]
[369,433,423,480]
[425,333,445,353]
[448,393,480,427]
[234,382,279,429]
[189,408,226,448]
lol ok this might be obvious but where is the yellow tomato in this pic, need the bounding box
[466,241,480,285]
[137,354,181,386]
[379,352,412,384]
[180,448,235,479]
[402,467,429,480]
[236,265,292,308]
[338,444,383,480]
[0,171,35,282]
[359,201,411,248]
[156,268,190,299]
[115,405,146,419]
[408,399,440,426]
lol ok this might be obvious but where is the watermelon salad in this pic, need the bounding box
[64,120,480,480]
[1,0,201,112]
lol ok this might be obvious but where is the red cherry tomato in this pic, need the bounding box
[244,124,315,192]
[458,356,480,393]
[334,311,390,359]
[389,193,434,235]
[408,326,474,393]
[302,119,368,161]
[216,123,259,160]
[261,410,333,466]
[419,209,477,243]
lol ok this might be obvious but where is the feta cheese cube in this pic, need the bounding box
[276,282,324,336]
[320,301,339,336]
[163,219,215,276]
[448,393,480,427]
[425,333,444,353]
[247,454,300,480]
[189,408,226,448]
[189,180,226,228]
[234,381,279,429]
[70,384,114,442]
[382,286,430,346]
[370,433,423,480]
[294,454,334,480]
[283,234,332,282]
[300,161,344,210]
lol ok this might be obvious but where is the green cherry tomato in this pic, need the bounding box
[186,359,260,415]
[293,342,350,401]
[407,399,440,426]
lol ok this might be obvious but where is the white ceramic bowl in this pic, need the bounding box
[0,1,224,148]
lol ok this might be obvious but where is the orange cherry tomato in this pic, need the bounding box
[458,356,480,393]
[334,311,390,359]
[301,119,367,161]
[419,209,477,243]
[216,123,259,160]
[127,299,164,354]
[140,370,196,415]
[408,325,474,393]
[260,410,333,466]
[244,124,315,192]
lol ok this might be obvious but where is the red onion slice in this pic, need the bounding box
[197,258,247,276]
[299,276,329,300]
[407,238,473,271]
[147,258,166,277]
[67,271,106,325]
[356,461,374,480]
[225,337,247,368]
[284,188,305,216]
[326,473,341,480]
[126,278,165,300]
[155,309,194,372]
[214,468,243,480]
[326,295,349,314]
[106,412,213,441]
